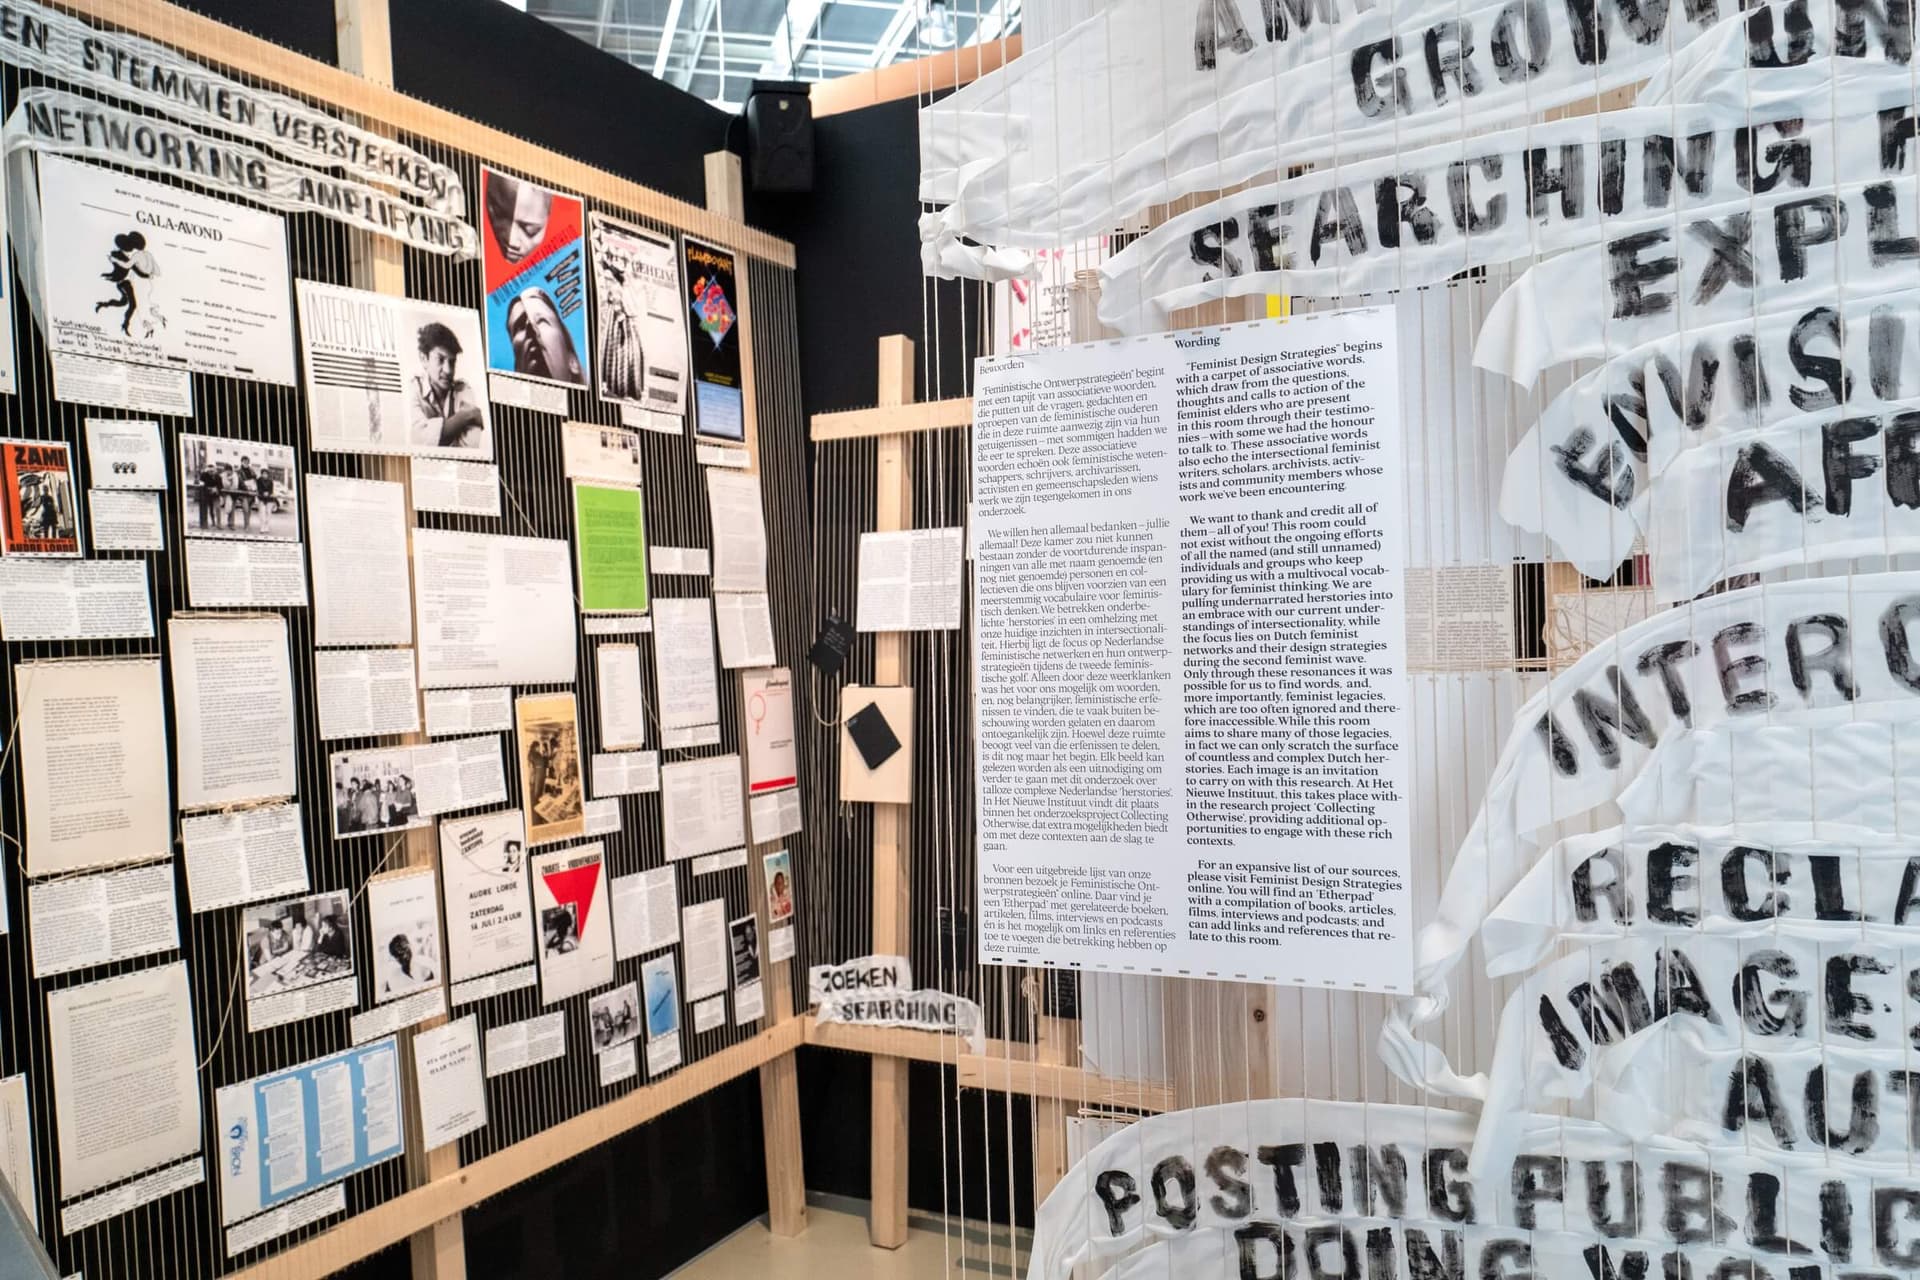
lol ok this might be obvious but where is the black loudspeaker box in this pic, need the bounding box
[746,80,814,194]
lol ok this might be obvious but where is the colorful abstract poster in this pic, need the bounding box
[480,167,590,391]
[681,237,743,441]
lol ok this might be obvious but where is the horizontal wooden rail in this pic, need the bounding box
[55,0,796,268]
[810,397,973,442]
[812,36,1023,118]
[225,1008,1175,1279]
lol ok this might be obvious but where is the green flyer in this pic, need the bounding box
[573,481,649,613]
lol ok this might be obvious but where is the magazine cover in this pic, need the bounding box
[481,167,590,390]
[0,439,79,556]
[589,213,686,416]
[682,236,743,441]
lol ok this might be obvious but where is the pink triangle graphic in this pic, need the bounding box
[542,863,601,932]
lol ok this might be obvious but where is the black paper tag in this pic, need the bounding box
[808,612,856,676]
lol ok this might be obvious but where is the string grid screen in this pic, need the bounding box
[0,4,819,1276]
[851,0,1898,1274]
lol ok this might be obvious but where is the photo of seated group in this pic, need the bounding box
[243,892,352,999]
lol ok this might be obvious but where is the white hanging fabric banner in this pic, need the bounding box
[0,0,466,214]
[1376,571,1920,1099]
[1484,820,1920,976]
[918,0,1880,279]
[1476,932,1920,1173]
[1026,1095,1920,1280]
[1096,58,1920,332]
[1498,285,1920,581]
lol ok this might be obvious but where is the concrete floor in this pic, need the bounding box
[669,1205,1019,1279]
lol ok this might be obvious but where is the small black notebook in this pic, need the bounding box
[846,700,902,770]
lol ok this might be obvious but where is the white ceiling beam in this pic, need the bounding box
[869,1,917,66]
[591,0,617,49]
[671,0,722,90]
[759,0,831,79]
[974,0,1016,43]
[651,0,687,79]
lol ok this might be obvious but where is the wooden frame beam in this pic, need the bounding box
[810,35,1024,118]
[53,0,794,267]
[809,397,972,443]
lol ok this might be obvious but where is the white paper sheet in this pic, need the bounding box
[423,686,513,737]
[0,559,151,640]
[561,420,641,486]
[413,528,576,687]
[366,869,443,1004]
[307,475,412,647]
[0,1075,35,1231]
[222,1185,342,1257]
[598,1041,638,1086]
[749,788,804,843]
[624,404,682,435]
[28,861,179,977]
[87,490,163,551]
[652,545,709,576]
[84,419,165,489]
[439,808,534,985]
[653,597,719,737]
[314,649,421,740]
[661,755,745,862]
[39,157,294,383]
[51,352,191,415]
[483,1012,566,1076]
[692,997,724,1034]
[857,528,964,631]
[706,470,767,592]
[590,750,659,798]
[612,866,678,961]
[714,591,777,669]
[769,925,795,963]
[583,614,652,636]
[180,804,308,913]
[743,669,798,796]
[532,842,614,1005]
[681,898,728,1002]
[581,796,622,836]
[410,735,508,816]
[409,458,500,517]
[697,443,749,469]
[691,848,746,876]
[349,986,445,1045]
[184,538,307,608]
[62,1156,203,1235]
[594,643,647,750]
[168,616,297,810]
[47,963,202,1199]
[19,658,170,876]
[449,963,536,1007]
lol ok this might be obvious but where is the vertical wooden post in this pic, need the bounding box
[332,3,466,1278]
[706,151,809,1239]
[1163,982,1276,1109]
[869,334,915,1249]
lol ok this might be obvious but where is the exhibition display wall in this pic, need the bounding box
[0,1,819,1276]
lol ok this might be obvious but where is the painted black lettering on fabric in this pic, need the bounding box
[1081,1136,1920,1269]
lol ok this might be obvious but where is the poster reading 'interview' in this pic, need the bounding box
[480,168,589,390]
[971,311,1412,992]
[682,237,743,442]
[38,156,295,385]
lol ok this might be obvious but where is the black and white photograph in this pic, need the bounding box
[589,213,686,416]
[297,280,494,461]
[588,981,640,1052]
[367,869,443,1003]
[180,434,299,542]
[243,891,353,998]
[541,903,578,956]
[515,693,584,846]
[728,914,760,989]
[329,745,428,839]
